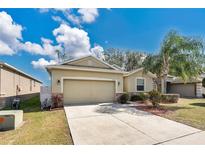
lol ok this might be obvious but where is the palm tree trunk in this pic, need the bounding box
[162,74,167,94]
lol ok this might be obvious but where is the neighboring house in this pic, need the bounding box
[46,55,203,106]
[200,73,205,95]
[0,62,42,108]
[167,75,202,98]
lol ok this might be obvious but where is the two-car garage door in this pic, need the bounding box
[169,83,196,97]
[63,80,115,105]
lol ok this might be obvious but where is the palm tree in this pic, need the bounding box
[143,30,204,93]
[55,49,61,63]
[160,30,204,93]
[55,49,67,63]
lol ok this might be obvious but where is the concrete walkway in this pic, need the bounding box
[64,103,205,145]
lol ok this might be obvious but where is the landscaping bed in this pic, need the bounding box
[0,96,73,145]
[135,102,172,116]
[134,98,205,131]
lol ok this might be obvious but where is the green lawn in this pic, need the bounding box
[0,96,73,145]
[161,98,205,130]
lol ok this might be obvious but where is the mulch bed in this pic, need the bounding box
[134,102,173,116]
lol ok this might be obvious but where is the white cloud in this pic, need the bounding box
[0,11,105,70]
[0,11,23,55]
[20,38,62,59]
[78,9,98,23]
[39,8,99,25]
[31,58,57,70]
[91,45,105,60]
[65,13,81,25]
[53,24,91,58]
[52,16,69,25]
[0,11,61,59]
[38,8,50,13]
[0,40,14,55]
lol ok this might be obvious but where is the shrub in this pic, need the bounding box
[161,94,179,103]
[52,94,63,108]
[130,95,142,101]
[148,90,161,108]
[130,93,149,101]
[139,93,149,101]
[118,93,129,104]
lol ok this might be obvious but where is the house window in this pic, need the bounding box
[136,78,145,91]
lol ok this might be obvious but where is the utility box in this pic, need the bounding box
[0,110,23,131]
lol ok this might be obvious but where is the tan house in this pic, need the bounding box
[46,55,156,105]
[46,55,203,106]
[0,62,42,108]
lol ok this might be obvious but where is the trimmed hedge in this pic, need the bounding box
[161,94,179,103]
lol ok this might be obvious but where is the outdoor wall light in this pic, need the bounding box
[118,81,120,86]
[57,79,61,85]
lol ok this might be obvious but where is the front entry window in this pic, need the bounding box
[136,78,145,91]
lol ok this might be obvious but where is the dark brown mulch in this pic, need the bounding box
[134,103,172,116]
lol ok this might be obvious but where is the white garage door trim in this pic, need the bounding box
[60,77,118,93]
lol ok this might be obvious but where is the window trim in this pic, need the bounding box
[135,77,146,92]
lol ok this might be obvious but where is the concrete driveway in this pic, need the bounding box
[64,103,205,145]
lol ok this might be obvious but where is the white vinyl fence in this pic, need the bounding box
[40,86,51,109]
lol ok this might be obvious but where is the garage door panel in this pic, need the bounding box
[169,84,195,97]
[63,80,115,105]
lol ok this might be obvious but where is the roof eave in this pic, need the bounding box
[46,65,125,74]
[0,62,42,83]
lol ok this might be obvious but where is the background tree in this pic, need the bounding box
[124,51,145,71]
[104,48,124,68]
[143,54,163,91]
[104,48,146,71]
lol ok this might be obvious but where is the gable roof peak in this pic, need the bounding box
[59,54,118,70]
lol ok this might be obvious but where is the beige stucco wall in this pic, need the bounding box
[0,67,41,97]
[51,69,124,94]
[66,56,110,69]
[123,69,154,93]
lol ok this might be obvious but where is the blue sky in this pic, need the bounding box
[0,8,205,85]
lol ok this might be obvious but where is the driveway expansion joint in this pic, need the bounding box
[154,130,203,145]
[68,114,106,120]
